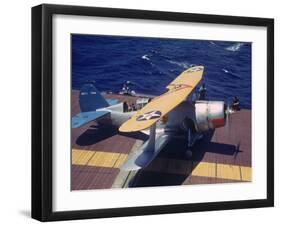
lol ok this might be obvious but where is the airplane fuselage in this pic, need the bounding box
[96,102,136,128]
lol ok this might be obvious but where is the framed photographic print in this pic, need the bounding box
[32,4,274,221]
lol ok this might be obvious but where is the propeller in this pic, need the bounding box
[224,99,233,139]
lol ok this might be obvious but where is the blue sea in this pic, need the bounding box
[72,35,252,109]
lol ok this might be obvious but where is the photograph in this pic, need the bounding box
[71,34,252,190]
[31,3,274,221]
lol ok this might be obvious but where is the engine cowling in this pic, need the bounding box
[194,101,226,132]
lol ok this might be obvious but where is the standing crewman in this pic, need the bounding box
[231,96,240,111]
[123,101,128,112]
[198,83,207,100]
[122,83,129,95]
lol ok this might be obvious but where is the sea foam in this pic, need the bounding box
[225,43,244,52]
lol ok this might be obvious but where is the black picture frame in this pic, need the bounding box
[32,4,274,222]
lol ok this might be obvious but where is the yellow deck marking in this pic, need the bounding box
[72,149,95,165]
[87,152,120,168]
[72,149,251,181]
[72,150,82,164]
[113,154,128,168]
[192,161,216,178]
[216,163,241,181]
[240,166,252,181]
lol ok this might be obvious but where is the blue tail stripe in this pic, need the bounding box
[79,83,109,112]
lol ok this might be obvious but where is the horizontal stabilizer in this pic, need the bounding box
[106,99,119,106]
[72,111,109,128]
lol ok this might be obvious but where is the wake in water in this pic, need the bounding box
[225,43,244,52]
[222,68,229,73]
[141,54,150,61]
[72,35,252,109]
[166,60,191,69]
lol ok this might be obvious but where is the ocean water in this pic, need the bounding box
[72,35,252,109]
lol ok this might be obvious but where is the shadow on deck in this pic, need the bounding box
[128,130,241,187]
[75,124,148,147]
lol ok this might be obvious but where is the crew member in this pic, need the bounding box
[123,101,128,112]
[131,103,136,111]
[122,83,129,95]
[198,83,207,100]
[231,96,240,111]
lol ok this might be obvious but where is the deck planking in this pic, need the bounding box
[71,90,251,190]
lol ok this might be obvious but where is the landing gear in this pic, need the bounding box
[185,128,193,159]
[182,119,204,160]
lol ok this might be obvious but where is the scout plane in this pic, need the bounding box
[72,66,229,170]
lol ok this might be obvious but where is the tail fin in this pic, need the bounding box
[79,83,109,112]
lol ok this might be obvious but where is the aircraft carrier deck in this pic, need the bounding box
[71,90,251,190]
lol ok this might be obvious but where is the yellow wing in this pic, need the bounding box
[119,66,204,132]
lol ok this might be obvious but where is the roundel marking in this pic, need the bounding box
[136,110,162,121]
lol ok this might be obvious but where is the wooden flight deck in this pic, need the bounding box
[71,90,251,190]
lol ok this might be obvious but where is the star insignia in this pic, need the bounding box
[136,110,162,121]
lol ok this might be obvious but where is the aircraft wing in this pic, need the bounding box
[121,124,172,170]
[121,134,171,170]
[166,65,204,90]
[119,66,204,132]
